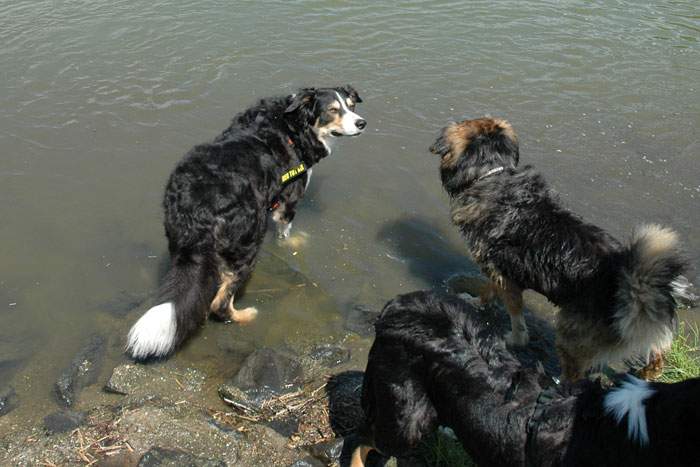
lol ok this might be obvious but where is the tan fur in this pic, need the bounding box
[633,224,679,258]
[229,302,258,324]
[451,201,485,224]
[638,350,664,380]
[440,118,517,169]
[313,110,344,137]
[350,445,373,467]
[210,271,236,313]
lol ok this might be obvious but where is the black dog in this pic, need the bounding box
[352,291,700,467]
[429,117,694,380]
[126,86,366,359]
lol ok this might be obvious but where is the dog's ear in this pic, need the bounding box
[343,84,363,103]
[285,88,317,113]
[429,127,451,157]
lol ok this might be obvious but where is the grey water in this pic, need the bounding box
[1,0,698,428]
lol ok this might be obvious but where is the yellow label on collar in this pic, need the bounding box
[281,163,306,183]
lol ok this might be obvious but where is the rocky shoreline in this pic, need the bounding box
[0,298,387,466]
[0,275,564,466]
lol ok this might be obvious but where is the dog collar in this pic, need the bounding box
[281,162,306,184]
[478,166,505,180]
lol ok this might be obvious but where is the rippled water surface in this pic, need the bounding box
[1,0,698,426]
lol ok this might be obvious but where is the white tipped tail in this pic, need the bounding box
[604,375,655,446]
[126,302,177,359]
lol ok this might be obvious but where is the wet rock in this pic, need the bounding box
[54,334,106,407]
[95,451,140,467]
[137,447,225,467]
[104,364,205,399]
[0,358,23,384]
[307,438,344,464]
[43,410,86,434]
[0,386,18,417]
[345,304,380,336]
[233,347,303,393]
[326,371,364,437]
[216,334,256,358]
[308,344,351,368]
[266,415,300,437]
[290,456,326,467]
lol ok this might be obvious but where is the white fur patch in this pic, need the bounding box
[335,91,364,135]
[604,375,655,446]
[126,302,177,359]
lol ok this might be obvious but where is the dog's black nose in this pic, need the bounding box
[355,119,367,130]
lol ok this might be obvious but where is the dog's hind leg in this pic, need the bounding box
[556,342,587,382]
[498,280,529,346]
[479,281,499,305]
[210,270,258,325]
[210,270,236,315]
[350,445,374,467]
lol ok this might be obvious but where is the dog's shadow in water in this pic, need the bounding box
[376,216,559,376]
[377,217,480,286]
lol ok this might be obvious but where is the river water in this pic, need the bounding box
[1,0,698,428]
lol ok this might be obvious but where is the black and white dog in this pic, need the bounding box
[126,86,366,360]
[352,291,700,467]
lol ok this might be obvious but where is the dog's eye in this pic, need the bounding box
[328,108,339,114]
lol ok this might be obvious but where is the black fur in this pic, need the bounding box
[127,86,364,359]
[356,290,700,466]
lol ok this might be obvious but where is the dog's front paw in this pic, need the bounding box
[506,330,530,347]
[277,222,292,239]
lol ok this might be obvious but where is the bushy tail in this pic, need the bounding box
[614,225,690,343]
[126,254,216,360]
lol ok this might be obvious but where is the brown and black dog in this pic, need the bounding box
[429,117,694,380]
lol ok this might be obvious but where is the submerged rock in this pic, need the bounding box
[308,344,351,368]
[54,334,106,407]
[0,386,18,417]
[233,347,303,393]
[218,347,304,417]
[344,304,380,336]
[307,438,345,464]
[138,447,225,467]
[43,410,86,434]
[100,290,149,318]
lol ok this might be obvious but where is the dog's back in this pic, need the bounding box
[358,291,537,466]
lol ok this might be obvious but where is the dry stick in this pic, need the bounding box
[247,283,307,294]
[310,382,327,397]
[174,377,184,390]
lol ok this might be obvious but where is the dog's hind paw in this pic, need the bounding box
[231,306,258,325]
[506,330,530,347]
